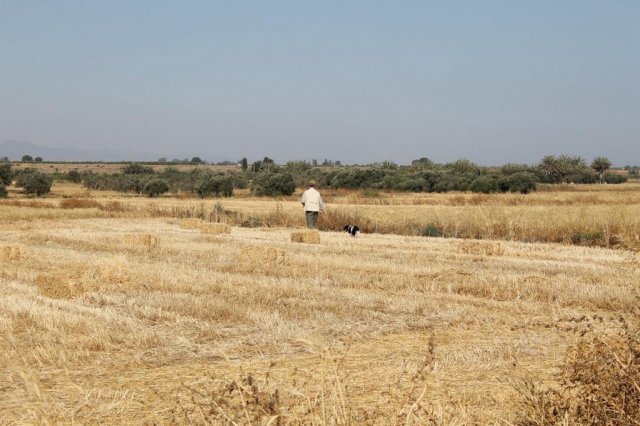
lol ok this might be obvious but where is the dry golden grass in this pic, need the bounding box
[178,218,231,234]
[290,229,321,244]
[1,207,638,423]
[17,181,636,249]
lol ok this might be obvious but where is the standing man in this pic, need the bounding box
[300,180,324,229]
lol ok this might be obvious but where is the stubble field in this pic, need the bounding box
[1,182,639,423]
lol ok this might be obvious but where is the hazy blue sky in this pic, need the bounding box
[1,1,638,165]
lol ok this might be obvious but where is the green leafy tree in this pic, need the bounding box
[34,156,43,162]
[539,155,561,178]
[67,169,82,183]
[195,176,234,197]
[143,179,169,197]
[469,175,498,193]
[446,159,479,175]
[0,183,7,198]
[504,172,537,194]
[0,163,12,185]
[591,157,612,183]
[604,173,627,184]
[411,157,434,169]
[240,157,248,171]
[21,154,33,162]
[191,156,203,164]
[122,163,155,174]
[22,172,52,196]
[252,171,295,196]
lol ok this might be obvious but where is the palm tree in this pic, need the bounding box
[540,155,561,178]
[591,157,612,183]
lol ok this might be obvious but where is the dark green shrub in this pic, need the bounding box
[0,183,7,198]
[252,172,296,196]
[195,176,234,197]
[122,163,154,174]
[432,174,472,192]
[505,172,537,194]
[604,173,627,184]
[22,172,52,196]
[13,168,38,187]
[120,176,148,193]
[0,163,12,185]
[66,169,82,183]
[565,171,597,184]
[469,175,498,193]
[143,179,169,197]
[395,178,425,192]
[422,223,443,237]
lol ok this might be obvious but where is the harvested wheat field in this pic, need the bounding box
[1,209,639,423]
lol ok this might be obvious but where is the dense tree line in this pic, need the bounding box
[0,155,630,198]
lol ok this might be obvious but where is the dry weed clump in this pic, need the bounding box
[35,272,86,299]
[515,317,640,425]
[59,198,101,209]
[172,373,281,424]
[457,241,505,256]
[1,245,25,261]
[240,245,290,267]
[123,233,159,248]
[173,337,441,424]
[290,230,320,244]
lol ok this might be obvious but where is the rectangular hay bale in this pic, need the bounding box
[290,230,320,244]
[1,245,24,261]
[240,245,289,266]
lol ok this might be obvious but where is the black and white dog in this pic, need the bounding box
[343,224,360,237]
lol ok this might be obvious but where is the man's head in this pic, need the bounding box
[308,180,316,188]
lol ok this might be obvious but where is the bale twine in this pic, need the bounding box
[35,273,85,299]
[1,245,24,261]
[291,230,320,244]
[240,245,290,266]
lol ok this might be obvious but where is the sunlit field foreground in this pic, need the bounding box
[1,183,639,423]
[1,207,639,422]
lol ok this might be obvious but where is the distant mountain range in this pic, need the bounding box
[0,141,158,162]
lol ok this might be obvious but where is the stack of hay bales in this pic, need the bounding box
[240,245,290,266]
[179,219,231,235]
[1,245,24,261]
[290,230,320,244]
